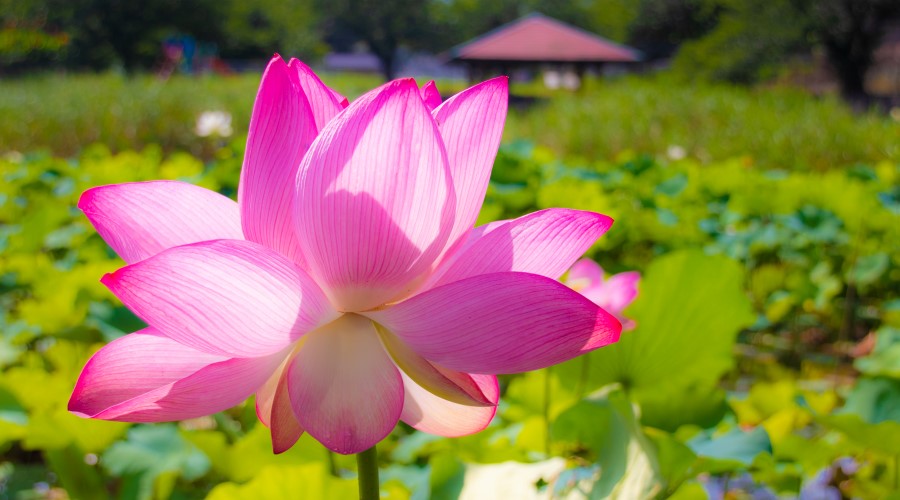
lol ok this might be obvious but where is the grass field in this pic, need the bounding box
[2,70,897,169]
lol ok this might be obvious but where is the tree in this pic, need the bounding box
[810,0,900,103]
[628,0,721,60]
[672,0,810,83]
[220,0,324,61]
[670,0,900,104]
[428,0,641,50]
[319,0,430,81]
[1,0,324,72]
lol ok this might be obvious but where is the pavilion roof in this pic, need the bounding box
[449,13,641,63]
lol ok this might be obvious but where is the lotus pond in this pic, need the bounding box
[1,74,899,499]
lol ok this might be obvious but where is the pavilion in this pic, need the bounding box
[447,13,641,88]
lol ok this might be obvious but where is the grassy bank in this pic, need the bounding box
[2,71,896,169]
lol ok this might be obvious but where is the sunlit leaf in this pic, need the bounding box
[855,327,900,378]
[224,424,329,482]
[688,426,772,472]
[556,250,755,429]
[429,452,465,500]
[837,377,900,424]
[849,253,889,287]
[206,463,355,499]
[102,424,210,500]
[552,389,663,499]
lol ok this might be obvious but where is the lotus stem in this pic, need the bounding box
[575,355,591,399]
[356,445,380,500]
[895,454,899,491]
[544,367,552,455]
[328,450,338,476]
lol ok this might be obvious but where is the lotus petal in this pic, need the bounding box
[428,209,612,288]
[583,271,641,317]
[102,239,338,357]
[400,371,498,437]
[286,314,403,454]
[239,55,316,265]
[368,272,621,374]
[289,58,345,130]
[270,365,304,454]
[378,326,493,406]
[432,77,508,261]
[255,355,291,428]
[567,258,605,286]
[79,181,242,264]
[295,79,454,311]
[420,80,442,111]
[69,328,285,422]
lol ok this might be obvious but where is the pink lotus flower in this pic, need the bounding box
[69,56,622,455]
[565,258,640,330]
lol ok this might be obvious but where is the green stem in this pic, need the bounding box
[356,446,380,500]
[543,367,552,456]
[327,450,338,477]
[575,355,591,399]
[895,454,899,492]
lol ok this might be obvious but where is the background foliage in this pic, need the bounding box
[1,71,899,498]
[2,0,898,103]
[2,0,899,496]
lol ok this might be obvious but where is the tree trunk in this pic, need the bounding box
[380,53,396,81]
[825,39,872,107]
[815,0,898,108]
[368,40,397,82]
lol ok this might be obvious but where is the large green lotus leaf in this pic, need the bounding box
[502,368,582,425]
[390,431,445,464]
[381,464,431,500]
[855,327,900,379]
[798,378,900,455]
[556,250,754,429]
[23,408,127,452]
[390,420,535,465]
[537,178,615,216]
[644,428,698,496]
[552,389,663,499]
[849,252,889,287]
[0,329,26,368]
[5,342,128,452]
[102,424,210,500]
[0,420,25,451]
[1,366,71,413]
[205,463,355,500]
[838,377,900,424]
[636,382,729,431]
[815,414,900,455]
[884,300,900,327]
[428,452,466,500]
[0,386,27,427]
[688,426,772,473]
[772,434,840,472]
[655,173,689,198]
[182,430,231,479]
[666,482,708,500]
[42,444,108,500]
[224,424,329,482]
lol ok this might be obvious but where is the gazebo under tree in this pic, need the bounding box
[448,13,641,86]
